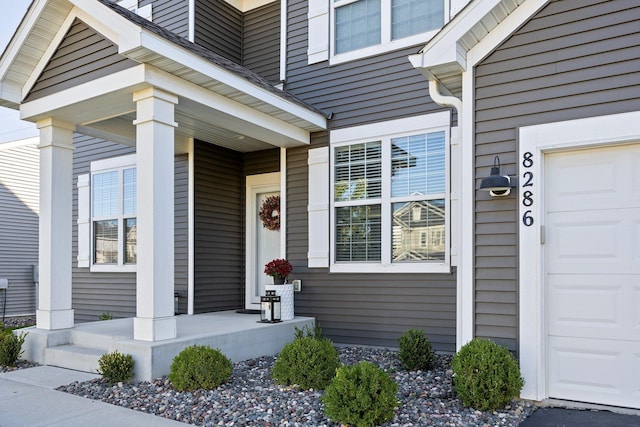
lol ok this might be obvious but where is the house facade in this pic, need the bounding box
[0,0,638,409]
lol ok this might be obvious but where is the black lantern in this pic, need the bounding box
[479,156,515,197]
[260,290,281,323]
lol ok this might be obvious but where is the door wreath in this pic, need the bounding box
[259,195,280,231]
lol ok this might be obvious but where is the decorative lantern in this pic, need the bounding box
[260,290,281,323]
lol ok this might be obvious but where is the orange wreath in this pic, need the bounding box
[259,195,280,231]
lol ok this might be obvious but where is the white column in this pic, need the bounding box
[36,118,75,330]
[132,87,178,341]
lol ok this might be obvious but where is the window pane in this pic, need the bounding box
[335,0,381,54]
[392,199,445,262]
[391,131,445,197]
[123,168,136,216]
[334,142,382,201]
[124,218,137,264]
[92,171,118,217]
[391,0,444,40]
[94,220,118,264]
[336,205,381,261]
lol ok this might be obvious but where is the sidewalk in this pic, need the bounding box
[0,366,185,426]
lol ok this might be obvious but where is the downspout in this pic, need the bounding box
[428,79,471,351]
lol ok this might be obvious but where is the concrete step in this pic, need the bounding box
[45,345,106,374]
[69,329,112,351]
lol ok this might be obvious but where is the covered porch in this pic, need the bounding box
[22,311,315,381]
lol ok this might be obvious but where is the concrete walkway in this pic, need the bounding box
[0,366,185,426]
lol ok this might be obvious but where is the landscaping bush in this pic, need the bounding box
[398,328,435,371]
[0,331,27,367]
[322,361,398,427]
[271,330,340,390]
[451,338,524,410]
[169,345,232,391]
[97,350,135,384]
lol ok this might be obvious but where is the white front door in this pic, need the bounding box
[545,144,640,408]
[245,173,281,309]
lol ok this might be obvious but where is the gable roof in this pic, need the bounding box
[0,0,325,149]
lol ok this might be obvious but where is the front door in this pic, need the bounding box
[245,173,281,309]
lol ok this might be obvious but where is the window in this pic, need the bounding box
[331,0,443,62]
[116,0,153,20]
[330,113,450,273]
[90,154,137,272]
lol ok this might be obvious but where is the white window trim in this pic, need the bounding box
[328,0,447,65]
[117,0,153,20]
[90,154,137,273]
[329,112,451,273]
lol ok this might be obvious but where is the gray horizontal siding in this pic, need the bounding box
[287,146,457,351]
[139,0,190,39]
[194,0,243,64]
[194,141,243,313]
[25,19,137,102]
[474,0,640,351]
[285,0,447,131]
[0,143,39,317]
[243,1,281,83]
[72,136,189,321]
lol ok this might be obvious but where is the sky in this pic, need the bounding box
[0,1,38,143]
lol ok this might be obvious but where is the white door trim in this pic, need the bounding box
[245,172,281,309]
[518,110,640,401]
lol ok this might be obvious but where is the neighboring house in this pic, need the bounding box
[0,0,638,409]
[0,137,39,320]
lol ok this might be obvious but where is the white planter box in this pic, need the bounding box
[265,284,294,321]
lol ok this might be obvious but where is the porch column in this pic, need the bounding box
[36,118,75,330]
[132,87,178,341]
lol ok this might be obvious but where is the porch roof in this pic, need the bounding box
[0,0,327,151]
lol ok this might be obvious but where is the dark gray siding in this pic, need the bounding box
[194,0,243,64]
[193,141,243,312]
[0,142,39,317]
[474,0,640,351]
[139,0,190,38]
[72,136,190,321]
[25,19,137,102]
[243,1,281,83]
[287,144,456,350]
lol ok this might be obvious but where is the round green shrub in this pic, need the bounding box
[0,331,27,367]
[271,336,340,390]
[322,361,399,427]
[169,345,232,391]
[398,328,435,371]
[451,338,525,410]
[97,350,134,384]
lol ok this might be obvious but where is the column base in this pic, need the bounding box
[36,309,74,330]
[134,316,177,341]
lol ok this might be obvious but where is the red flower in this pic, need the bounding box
[264,258,293,278]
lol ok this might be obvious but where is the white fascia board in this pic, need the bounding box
[121,31,326,130]
[71,0,141,47]
[0,83,22,106]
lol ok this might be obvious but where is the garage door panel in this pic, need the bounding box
[548,336,640,408]
[547,275,639,341]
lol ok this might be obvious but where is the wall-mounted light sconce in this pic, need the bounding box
[479,156,516,197]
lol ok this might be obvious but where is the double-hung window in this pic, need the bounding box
[330,113,449,273]
[331,0,444,62]
[89,154,137,272]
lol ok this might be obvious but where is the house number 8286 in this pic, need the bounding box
[522,152,534,226]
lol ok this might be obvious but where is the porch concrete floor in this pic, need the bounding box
[21,311,315,381]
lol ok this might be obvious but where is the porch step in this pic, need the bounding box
[69,329,112,351]
[45,344,106,374]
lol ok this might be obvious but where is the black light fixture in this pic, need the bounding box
[259,290,282,323]
[479,156,515,197]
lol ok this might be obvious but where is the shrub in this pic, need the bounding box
[398,328,435,371]
[451,338,524,410]
[99,312,113,321]
[97,350,135,384]
[169,345,232,391]
[271,332,340,390]
[0,331,27,367]
[322,361,398,427]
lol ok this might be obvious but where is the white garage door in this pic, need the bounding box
[545,143,640,409]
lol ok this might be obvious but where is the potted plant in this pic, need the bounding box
[264,258,293,284]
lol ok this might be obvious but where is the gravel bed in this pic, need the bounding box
[57,346,536,426]
[0,315,38,373]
